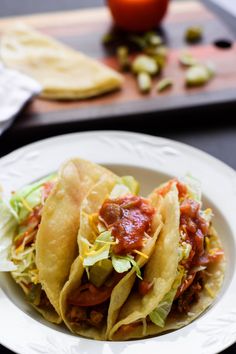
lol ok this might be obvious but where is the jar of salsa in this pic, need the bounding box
[107,0,169,32]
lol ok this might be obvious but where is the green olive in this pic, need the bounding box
[185,65,211,86]
[132,55,158,75]
[185,26,203,43]
[144,46,168,69]
[179,52,198,67]
[144,32,163,46]
[156,78,173,92]
[137,72,152,93]
[116,46,130,71]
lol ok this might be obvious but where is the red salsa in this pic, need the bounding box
[157,178,188,199]
[99,195,155,255]
[175,186,223,312]
[141,179,224,310]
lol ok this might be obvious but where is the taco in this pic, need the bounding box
[109,176,225,340]
[0,158,113,323]
[60,174,162,339]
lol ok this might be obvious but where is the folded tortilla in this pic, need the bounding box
[109,181,225,340]
[60,175,162,339]
[1,23,123,100]
[10,158,113,323]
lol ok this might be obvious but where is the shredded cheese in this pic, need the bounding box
[85,244,108,257]
[205,236,210,252]
[15,244,24,255]
[81,237,92,247]
[20,197,33,212]
[20,281,30,295]
[31,269,39,284]
[180,230,186,240]
[95,239,117,245]
[134,250,149,259]
[205,285,214,298]
[187,312,195,317]
[142,318,147,336]
[144,232,151,239]
[85,267,90,280]
[209,248,219,256]
[89,213,99,234]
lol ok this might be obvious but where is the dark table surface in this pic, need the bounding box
[0,1,236,354]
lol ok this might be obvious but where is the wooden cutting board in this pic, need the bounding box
[0,1,235,130]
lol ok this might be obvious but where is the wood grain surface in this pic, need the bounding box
[0,1,235,130]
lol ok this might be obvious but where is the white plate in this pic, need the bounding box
[0,131,236,354]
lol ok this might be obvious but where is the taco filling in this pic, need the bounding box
[111,176,224,339]
[66,177,156,330]
[10,175,57,313]
[150,178,224,323]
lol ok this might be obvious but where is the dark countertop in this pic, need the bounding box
[0,1,236,354]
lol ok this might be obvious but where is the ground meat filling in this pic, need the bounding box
[158,180,223,315]
[173,272,205,314]
[68,301,109,329]
[176,187,223,313]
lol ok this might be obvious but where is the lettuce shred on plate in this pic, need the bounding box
[0,175,56,306]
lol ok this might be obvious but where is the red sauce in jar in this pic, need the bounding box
[99,195,154,255]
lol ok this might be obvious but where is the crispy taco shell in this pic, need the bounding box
[35,158,113,322]
[60,176,162,339]
[110,184,225,340]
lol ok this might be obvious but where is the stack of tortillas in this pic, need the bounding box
[0,23,123,100]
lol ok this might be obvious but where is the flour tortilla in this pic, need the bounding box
[36,158,114,321]
[1,23,123,100]
[60,177,162,340]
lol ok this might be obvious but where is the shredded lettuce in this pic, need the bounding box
[83,175,141,275]
[182,174,201,203]
[0,200,18,271]
[192,265,206,273]
[83,231,143,279]
[89,259,113,287]
[110,176,140,199]
[11,244,38,286]
[83,231,113,267]
[112,254,142,279]
[10,174,56,223]
[120,176,140,195]
[149,267,184,327]
[27,283,42,305]
[110,184,130,199]
[112,255,132,273]
[178,241,192,262]
[97,222,106,233]
[200,208,213,223]
[149,291,175,328]
[8,174,56,284]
